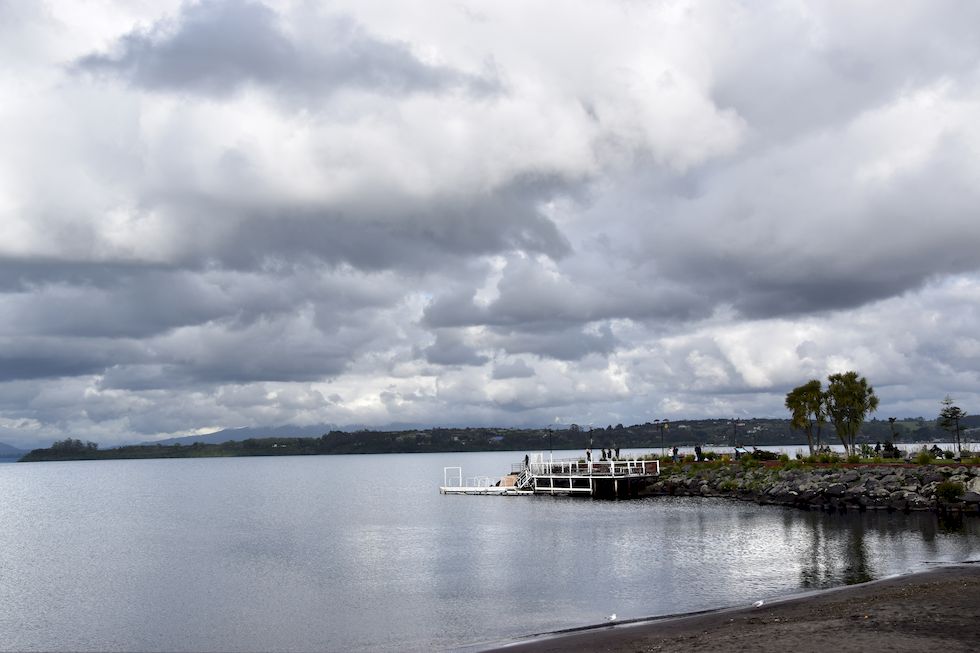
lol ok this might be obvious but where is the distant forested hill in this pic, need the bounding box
[17,415,969,462]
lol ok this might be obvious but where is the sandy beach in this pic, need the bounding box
[481,563,980,653]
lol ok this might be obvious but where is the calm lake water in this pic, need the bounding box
[1,451,978,652]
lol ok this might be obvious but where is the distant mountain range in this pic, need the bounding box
[0,441,26,457]
[148,424,332,445]
[147,422,464,445]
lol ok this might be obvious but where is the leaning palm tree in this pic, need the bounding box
[785,379,826,456]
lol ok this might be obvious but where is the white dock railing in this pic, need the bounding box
[443,466,463,487]
[511,456,659,477]
[441,454,659,496]
[443,467,499,488]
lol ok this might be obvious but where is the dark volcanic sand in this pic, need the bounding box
[480,564,980,653]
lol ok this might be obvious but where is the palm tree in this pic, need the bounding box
[824,371,879,456]
[785,379,825,456]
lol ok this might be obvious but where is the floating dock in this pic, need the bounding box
[440,453,660,499]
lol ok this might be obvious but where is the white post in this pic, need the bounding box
[444,467,462,487]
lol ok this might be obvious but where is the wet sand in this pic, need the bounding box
[481,563,980,653]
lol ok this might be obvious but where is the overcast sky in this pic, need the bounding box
[2,0,980,448]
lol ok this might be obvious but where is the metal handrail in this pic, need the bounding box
[513,457,659,477]
[515,468,533,489]
[443,466,463,487]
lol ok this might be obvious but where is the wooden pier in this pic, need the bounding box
[440,453,660,499]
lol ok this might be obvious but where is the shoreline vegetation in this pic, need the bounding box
[481,563,980,653]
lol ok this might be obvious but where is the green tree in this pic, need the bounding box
[785,379,826,456]
[824,371,879,455]
[938,396,967,455]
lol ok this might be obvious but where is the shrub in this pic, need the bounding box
[815,452,841,464]
[778,453,790,463]
[936,480,965,503]
[942,449,955,460]
[913,449,933,465]
[846,454,861,464]
[702,451,718,461]
[881,441,902,459]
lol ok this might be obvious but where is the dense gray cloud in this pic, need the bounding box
[490,324,619,362]
[151,177,571,272]
[75,0,496,99]
[491,359,535,380]
[1,1,979,449]
[0,340,131,382]
[422,330,489,367]
[708,2,980,143]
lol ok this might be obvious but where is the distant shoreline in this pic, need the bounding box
[479,563,980,653]
[14,415,973,462]
[19,437,818,462]
[15,436,973,464]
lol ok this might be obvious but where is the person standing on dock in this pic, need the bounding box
[614,445,620,459]
[524,454,530,469]
[672,446,679,463]
[586,448,592,462]
[694,445,702,462]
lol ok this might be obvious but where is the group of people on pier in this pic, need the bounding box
[585,446,620,462]
[672,445,704,462]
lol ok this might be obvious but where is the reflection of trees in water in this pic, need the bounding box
[797,513,826,588]
[796,513,872,587]
[794,511,980,589]
[842,522,872,585]
[937,512,964,535]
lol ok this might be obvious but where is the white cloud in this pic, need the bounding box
[0,1,979,448]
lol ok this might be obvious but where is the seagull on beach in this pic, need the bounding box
[607,613,617,622]
[753,600,765,608]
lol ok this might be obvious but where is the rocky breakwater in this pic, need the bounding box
[641,463,980,513]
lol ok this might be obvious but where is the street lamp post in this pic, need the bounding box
[656,419,669,458]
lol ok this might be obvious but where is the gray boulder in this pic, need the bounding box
[906,494,932,510]
[963,477,980,504]
[841,470,860,484]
